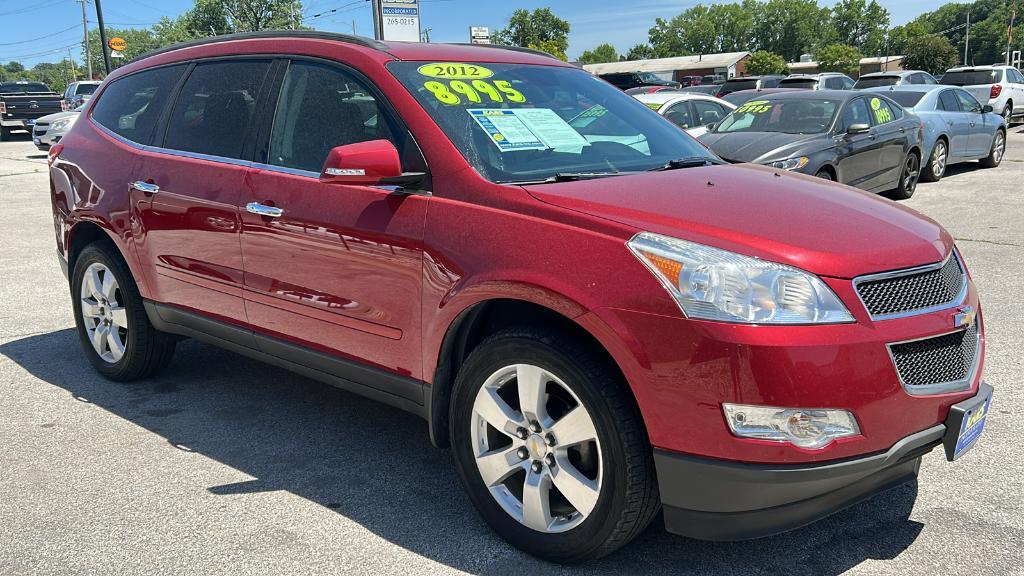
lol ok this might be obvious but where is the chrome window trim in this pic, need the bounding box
[886,323,981,396]
[852,250,968,321]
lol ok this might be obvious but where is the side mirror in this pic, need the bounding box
[846,123,870,135]
[982,104,993,113]
[320,139,403,186]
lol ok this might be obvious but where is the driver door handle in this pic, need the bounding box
[246,202,283,218]
[130,181,159,195]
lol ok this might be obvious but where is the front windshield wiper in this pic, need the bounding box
[648,156,724,171]
[533,171,633,183]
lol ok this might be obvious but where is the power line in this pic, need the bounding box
[0,24,79,46]
[0,0,65,17]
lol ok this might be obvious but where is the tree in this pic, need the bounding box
[84,27,162,74]
[625,43,656,60]
[830,0,890,55]
[903,35,960,75]
[494,8,570,59]
[751,0,833,61]
[816,43,862,76]
[221,0,303,32]
[886,21,929,56]
[579,43,619,64]
[745,50,789,75]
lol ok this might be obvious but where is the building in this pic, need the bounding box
[583,52,750,82]
[786,55,905,78]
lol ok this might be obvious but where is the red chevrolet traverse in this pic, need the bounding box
[48,32,992,562]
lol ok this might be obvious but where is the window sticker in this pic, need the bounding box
[422,78,525,105]
[644,102,663,111]
[467,108,591,152]
[735,100,771,114]
[569,105,608,128]
[418,62,494,79]
[870,97,892,123]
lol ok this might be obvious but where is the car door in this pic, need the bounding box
[130,59,273,327]
[952,89,987,156]
[866,96,907,190]
[937,89,971,158]
[240,58,429,389]
[833,97,880,188]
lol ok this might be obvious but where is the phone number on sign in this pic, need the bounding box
[385,17,417,25]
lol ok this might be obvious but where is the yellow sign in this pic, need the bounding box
[108,37,127,51]
[418,62,493,79]
[422,78,525,105]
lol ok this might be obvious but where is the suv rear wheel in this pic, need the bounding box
[450,327,658,563]
[71,242,176,380]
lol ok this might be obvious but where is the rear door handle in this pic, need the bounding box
[246,202,283,218]
[130,181,159,195]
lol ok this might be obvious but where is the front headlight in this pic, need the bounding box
[767,156,809,171]
[50,116,77,132]
[723,403,860,449]
[627,232,853,324]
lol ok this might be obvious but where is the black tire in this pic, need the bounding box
[980,129,1005,168]
[814,168,833,181]
[71,241,176,381]
[0,126,9,142]
[449,327,659,563]
[921,138,947,182]
[886,151,920,200]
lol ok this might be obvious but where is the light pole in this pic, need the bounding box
[78,0,92,79]
[94,0,112,75]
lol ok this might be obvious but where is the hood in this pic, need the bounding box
[524,164,951,279]
[36,110,79,123]
[698,131,828,163]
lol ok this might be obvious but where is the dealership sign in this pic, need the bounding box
[380,0,420,42]
[470,26,490,44]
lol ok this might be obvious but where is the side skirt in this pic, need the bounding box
[143,300,427,418]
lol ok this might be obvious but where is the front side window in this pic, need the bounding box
[692,100,727,125]
[162,60,271,159]
[661,102,693,129]
[90,65,185,145]
[954,89,982,113]
[715,97,839,134]
[268,61,399,173]
[388,62,713,183]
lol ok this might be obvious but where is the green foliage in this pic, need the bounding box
[816,43,863,75]
[830,0,889,55]
[578,43,619,64]
[495,8,571,59]
[745,50,790,75]
[903,35,961,75]
[221,0,304,32]
[625,44,657,60]
[909,0,1020,66]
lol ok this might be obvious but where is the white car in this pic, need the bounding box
[31,106,81,151]
[941,65,1024,125]
[633,92,736,137]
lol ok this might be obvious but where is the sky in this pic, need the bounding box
[0,0,949,69]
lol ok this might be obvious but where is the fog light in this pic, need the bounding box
[722,404,860,449]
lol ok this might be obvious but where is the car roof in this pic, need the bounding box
[862,84,947,93]
[945,65,1008,71]
[633,92,723,105]
[745,89,859,100]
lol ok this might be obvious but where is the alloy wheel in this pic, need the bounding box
[993,131,1006,164]
[470,363,602,534]
[79,262,128,363]
[931,141,947,178]
[903,154,919,194]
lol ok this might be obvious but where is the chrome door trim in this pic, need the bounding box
[245,202,284,218]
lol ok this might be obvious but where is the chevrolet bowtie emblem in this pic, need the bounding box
[954,305,976,329]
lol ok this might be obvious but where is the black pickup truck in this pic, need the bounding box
[1,81,64,141]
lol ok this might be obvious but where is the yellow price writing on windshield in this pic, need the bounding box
[736,100,771,114]
[422,79,526,105]
[418,62,494,79]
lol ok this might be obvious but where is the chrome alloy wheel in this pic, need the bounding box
[993,131,1006,164]
[79,262,128,363]
[903,153,920,194]
[931,140,947,178]
[470,364,602,533]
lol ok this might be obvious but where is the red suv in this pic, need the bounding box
[49,32,992,562]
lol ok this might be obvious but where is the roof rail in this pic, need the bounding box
[135,30,389,61]
[447,43,560,61]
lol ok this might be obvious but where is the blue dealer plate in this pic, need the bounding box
[943,383,992,461]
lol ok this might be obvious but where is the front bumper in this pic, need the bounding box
[655,383,992,541]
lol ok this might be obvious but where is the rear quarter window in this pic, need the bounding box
[90,65,186,145]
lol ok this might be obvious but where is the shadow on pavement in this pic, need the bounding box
[1,329,925,575]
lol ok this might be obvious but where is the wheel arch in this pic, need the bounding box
[67,220,117,273]
[426,297,634,449]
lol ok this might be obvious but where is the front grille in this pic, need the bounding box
[889,323,978,390]
[33,123,48,135]
[855,254,965,318]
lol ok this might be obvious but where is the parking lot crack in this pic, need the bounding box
[954,237,1024,248]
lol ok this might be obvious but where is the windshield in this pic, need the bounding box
[778,78,818,89]
[714,98,839,134]
[941,70,1001,85]
[854,76,898,89]
[884,92,926,107]
[388,62,714,183]
[0,82,51,94]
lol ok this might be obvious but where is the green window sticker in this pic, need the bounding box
[735,100,772,114]
[644,103,663,111]
[417,63,494,79]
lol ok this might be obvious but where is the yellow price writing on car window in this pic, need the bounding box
[870,98,892,123]
[418,62,494,79]
[736,100,772,114]
[421,79,526,105]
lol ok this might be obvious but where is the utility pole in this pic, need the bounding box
[78,0,92,80]
[964,10,971,65]
[95,0,112,75]
[67,47,78,81]
[352,20,357,35]
[1008,8,1017,66]
[370,0,382,40]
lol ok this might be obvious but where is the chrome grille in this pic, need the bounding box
[855,254,965,318]
[33,123,48,136]
[889,323,978,393]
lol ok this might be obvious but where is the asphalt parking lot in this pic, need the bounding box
[1,128,1023,576]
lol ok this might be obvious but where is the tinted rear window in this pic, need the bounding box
[941,70,1001,85]
[779,78,817,89]
[723,79,758,92]
[884,92,926,107]
[76,84,99,96]
[854,76,899,89]
[90,65,185,145]
[162,60,271,159]
[0,82,51,93]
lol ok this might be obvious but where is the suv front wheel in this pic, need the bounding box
[450,327,659,563]
[71,242,176,380]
